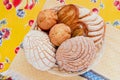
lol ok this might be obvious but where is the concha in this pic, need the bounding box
[56,36,96,72]
[23,30,56,71]
[78,7,106,46]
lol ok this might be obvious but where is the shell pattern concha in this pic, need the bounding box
[56,36,96,72]
[23,30,56,71]
[78,7,106,45]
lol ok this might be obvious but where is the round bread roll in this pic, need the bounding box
[49,23,71,46]
[37,9,58,30]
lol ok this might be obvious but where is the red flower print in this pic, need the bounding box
[3,0,9,5]
[29,20,34,27]
[15,46,20,54]
[92,8,99,13]
[3,0,12,10]
[6,3,12,10]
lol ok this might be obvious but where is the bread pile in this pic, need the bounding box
[23,4,106,76]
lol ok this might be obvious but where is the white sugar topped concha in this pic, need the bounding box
[79,7,105,46]
[23,30,56,71]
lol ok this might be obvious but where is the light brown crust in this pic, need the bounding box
[49,23,71,46]
[72,27,84,37]
[57,4,80,32]
[37,9,58,30]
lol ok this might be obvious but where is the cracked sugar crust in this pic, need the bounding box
[56,36,96,72]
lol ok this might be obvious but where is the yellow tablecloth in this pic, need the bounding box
[0,0,120,73]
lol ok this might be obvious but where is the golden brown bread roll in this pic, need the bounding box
[57,4,80,32]
[49,23,71,46]
[37,9,58,30]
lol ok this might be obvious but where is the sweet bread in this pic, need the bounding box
[56,36,96,72]
[78,7,105,46]
[22,4,106,76]
[23,30,56,71]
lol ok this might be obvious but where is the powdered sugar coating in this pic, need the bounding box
[56,36,96,72]
[79,7,105,45]
[23,30,56,71]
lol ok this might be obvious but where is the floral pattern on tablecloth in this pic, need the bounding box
[0,0,120,72]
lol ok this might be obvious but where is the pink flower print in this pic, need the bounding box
[114,0,120,6]
[57,0,65,3]
[114,0,120,11]
[0,62,4,70]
